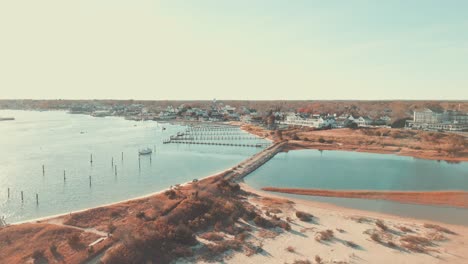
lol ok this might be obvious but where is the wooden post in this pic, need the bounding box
[64,170,66,180]
[121,152,124,161]
[36,193,39,205]
[42,165,45,176]
[21,191,23,202]
[89,175,92,187]
[90,154,93,164]
[112,157,114,167]
[115,165,117,176]
[7,188,10,199]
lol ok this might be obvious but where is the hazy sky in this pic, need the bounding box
[1,1,467,100]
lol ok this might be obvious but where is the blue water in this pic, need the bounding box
[245,149,468,225]
[246,150,468,191]
[0,110,268,223]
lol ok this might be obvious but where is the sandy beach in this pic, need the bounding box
[212,183,468,264]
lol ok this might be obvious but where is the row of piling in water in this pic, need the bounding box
[4,150,154,206]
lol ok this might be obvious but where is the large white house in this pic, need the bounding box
[406,108,468,131]
[281,113,335,128]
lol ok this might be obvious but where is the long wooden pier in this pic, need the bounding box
[165,140,270,148]
[165,125,269,148]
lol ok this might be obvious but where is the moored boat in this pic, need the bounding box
[138,148,153,155]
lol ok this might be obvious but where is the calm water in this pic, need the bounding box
[0,110,267,223]
[245,149,468,225]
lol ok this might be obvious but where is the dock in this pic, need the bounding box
[164,124,270,148]
[164,140,270,148]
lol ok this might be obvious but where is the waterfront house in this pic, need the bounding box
[406,108,468,131]
[355,116,373,127]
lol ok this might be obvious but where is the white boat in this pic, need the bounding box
[139,148,153,155]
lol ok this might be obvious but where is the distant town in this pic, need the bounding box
[0,99,467,132]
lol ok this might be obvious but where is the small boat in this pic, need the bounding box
[0,117,15,121]
[139,148,153,155]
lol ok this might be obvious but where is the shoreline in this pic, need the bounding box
[285,140,468,162]
[261,187,468,209]
[12,167,233,226]
[240,183,468,229]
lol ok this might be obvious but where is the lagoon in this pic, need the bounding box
[245,149,468,225]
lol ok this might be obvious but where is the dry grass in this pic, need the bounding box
[199,232,224,241]
[423,223,456,235]
[300,227,316,233]
[292,260,312,264]
[375,219,388,231]
[286,246,295,253]
[315,229,334,242]
[370,233,381,243]
[315,255,323,264]
[427,231,447,241]
[258,229,280,239]
[386,241,398,248]
[400,235,433,253]
[0,223,101,264]
[397,225,413,233]
[351,216,373,223]
[295,211,314,222]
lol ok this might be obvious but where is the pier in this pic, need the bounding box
[164,124,270,148]
[164,140,269,148]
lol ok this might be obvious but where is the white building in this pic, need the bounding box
[281,113,335,128]
[355,116,373,127]
[406,108,468,131]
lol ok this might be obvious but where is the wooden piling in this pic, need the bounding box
[121,152,124,161]
[21,191,23,202]
[36,193,38,205]
[112,157,114,166]
[115,165,117,176]
[90,154,93,164]
[89,175,92,187]
[42,165,45,176]
[7,188,10,199]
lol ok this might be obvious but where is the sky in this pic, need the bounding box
[0,0,467,100]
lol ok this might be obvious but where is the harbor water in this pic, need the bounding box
[0,110,267,223]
